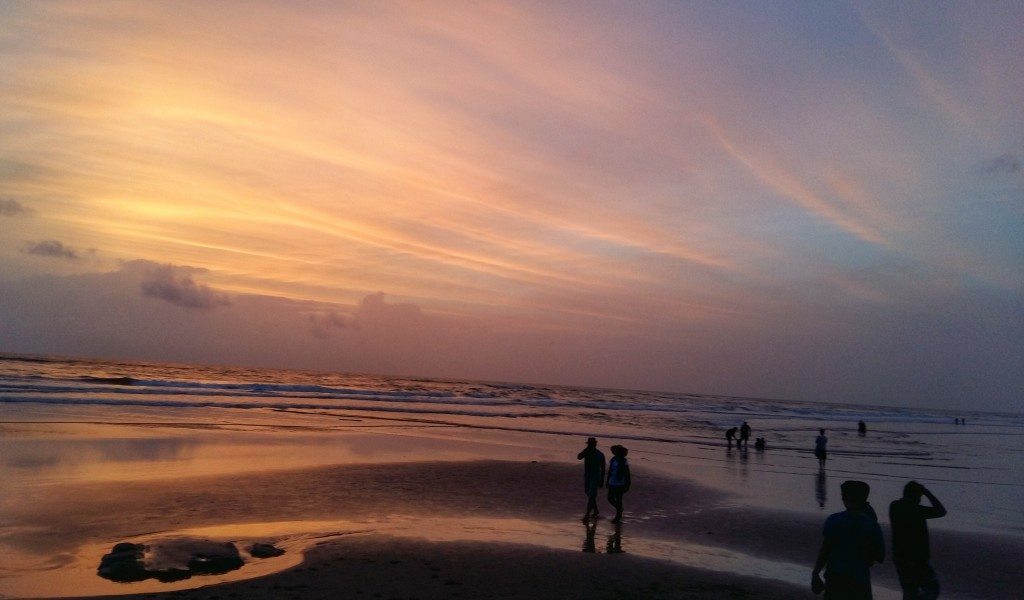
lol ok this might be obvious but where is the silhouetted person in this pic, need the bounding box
[577,437,606,522]
[858,421,867,436]
[815,429,829,469]
[890,482,946,600]
[725,427,738,447]
[754,437,766,451]
[606,445,631,524]
[739,422,751,447]
[812,480,884,599]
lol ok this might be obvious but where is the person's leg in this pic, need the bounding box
[584,482,599,520]
[918,563,939,600]
[585,488,598,520]
[608,487,624,522]
[824,574,872,600]
[607,487,617,520]
[895,561,923,600]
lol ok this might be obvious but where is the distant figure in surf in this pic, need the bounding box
[858,421,867,436]
[725,427,738,447]
[815,429,828,469]
[739,421,751,447]
[754,437,766,451]
[811,480,884,599]
[890,481,946,600]
[606,445,631,524]
[577,437,606,522]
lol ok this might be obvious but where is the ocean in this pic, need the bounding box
[2,353,1021,532]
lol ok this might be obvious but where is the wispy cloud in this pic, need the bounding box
[0,199,33,217]
[978,153,1022,175]
[706,119,891,246]
[854,5,982,137]
[23,240,79,260]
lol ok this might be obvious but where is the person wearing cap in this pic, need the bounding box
[811,480,885,599]
[577,437,606,522]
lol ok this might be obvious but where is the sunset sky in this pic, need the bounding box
[1,1,1021,410]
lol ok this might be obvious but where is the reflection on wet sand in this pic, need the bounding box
[725,445,750,482]
[815,471,827,509]
[582,520,596,553]
[606,522,624,554]
[581,521,625,555]
[1,437,197,474]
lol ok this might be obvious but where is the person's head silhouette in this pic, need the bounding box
[902,480,925,503]
[840,480,870,511]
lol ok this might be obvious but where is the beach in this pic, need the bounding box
[1,356,1022,599]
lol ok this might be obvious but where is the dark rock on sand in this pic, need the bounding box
[185,541,245,575]
[97,543,149,582]
[248,543,285,558]
[97,539,244,583]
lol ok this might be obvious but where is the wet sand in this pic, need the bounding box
[3,460,1020,599]
[64,535,810,600]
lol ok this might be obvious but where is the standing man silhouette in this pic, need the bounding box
[812,480,884,599]
[577,437,605,522]
[890,482,946,600]
[739,422,751,448]
[815,429,829,469]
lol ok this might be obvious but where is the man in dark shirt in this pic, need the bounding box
[739,421,751,447]
[812,480,884,599]
[577,437,605,522]
[889,481,946,599]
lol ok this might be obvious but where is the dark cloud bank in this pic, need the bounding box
[0,261,1021,412]
[138,263,232,310]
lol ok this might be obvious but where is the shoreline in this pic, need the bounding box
[4,459,1022,599]
[58,535,813,600]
